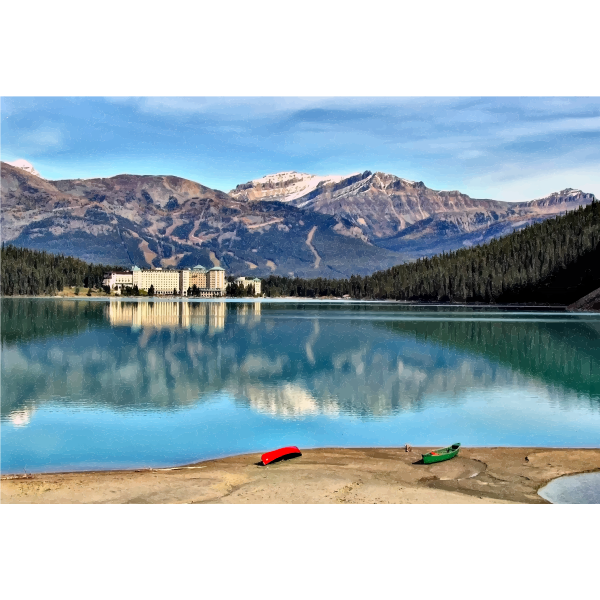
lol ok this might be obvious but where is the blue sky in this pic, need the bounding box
[2,97,599,201]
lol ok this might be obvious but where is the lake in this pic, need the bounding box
[2,298,600,474]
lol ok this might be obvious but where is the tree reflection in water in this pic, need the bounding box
[2,299,599,422]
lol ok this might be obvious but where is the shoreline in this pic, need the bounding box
[1,295,573,309]
[3,446,600,504]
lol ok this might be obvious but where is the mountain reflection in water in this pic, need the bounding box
[3,299,600,472]
[2,299,599,422]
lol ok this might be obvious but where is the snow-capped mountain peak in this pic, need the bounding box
[527,188,592,204]
[230,171,359,203]
[6,159,42,178]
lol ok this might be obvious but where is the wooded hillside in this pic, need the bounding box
[262,200,600,305]
[3,200,599,304]
[1,245,121,296]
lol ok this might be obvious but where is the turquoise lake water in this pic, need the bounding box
[1,298,599,474]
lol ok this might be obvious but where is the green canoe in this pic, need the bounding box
[422,443,461,464]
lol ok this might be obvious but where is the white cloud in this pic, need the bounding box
[18,124,64,153]
[392,116,600,154]
[105,96,464,119]
[468,168,600,202]
[465,160,600,202]
[102,98,600,161]
[496,116,600,141]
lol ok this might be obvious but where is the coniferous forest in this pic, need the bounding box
[0,245,120,296]
[262,200,600,305]
[2,200,599,304]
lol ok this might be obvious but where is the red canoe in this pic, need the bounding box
[261,446,302,466]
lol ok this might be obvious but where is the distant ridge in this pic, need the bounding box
[1,160,596,279]
[232,170,596,255]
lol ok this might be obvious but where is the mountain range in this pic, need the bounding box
[1,161,596,278]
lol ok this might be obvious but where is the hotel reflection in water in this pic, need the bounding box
[106,301,261,332]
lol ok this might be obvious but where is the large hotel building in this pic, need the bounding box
[235,276,262,295]
[103,265,227,296]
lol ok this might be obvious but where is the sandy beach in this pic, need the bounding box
[3,447,600,504]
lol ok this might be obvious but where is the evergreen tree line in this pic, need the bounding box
[262,200,600,304]
[119,284,146,296]
[1,245,123,297]
[225,281,258,297]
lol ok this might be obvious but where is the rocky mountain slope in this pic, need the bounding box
[232,170,596,256]
[1,162,401,278]
[2,161,595,278]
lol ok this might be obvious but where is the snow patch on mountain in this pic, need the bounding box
[6,159,42,178]
[231,171,359,203]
